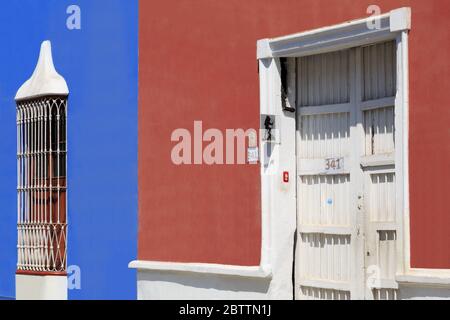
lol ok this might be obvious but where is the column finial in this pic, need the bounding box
[15,41,69,101]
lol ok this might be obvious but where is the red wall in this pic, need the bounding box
[139,0,450,268]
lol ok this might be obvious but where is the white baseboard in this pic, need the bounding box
[16,274,67,300]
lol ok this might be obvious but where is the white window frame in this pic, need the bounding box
[256,7,450,293]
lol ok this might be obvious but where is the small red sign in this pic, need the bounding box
[283,171,289,183]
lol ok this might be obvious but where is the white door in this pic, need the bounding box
[294,41,398,300]
[361,41,399,300]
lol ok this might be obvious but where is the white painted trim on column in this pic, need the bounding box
[128,261,272,279]
[15,41,69,101]
[16,275,67,300]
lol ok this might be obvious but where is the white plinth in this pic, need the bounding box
[16,274,67,300]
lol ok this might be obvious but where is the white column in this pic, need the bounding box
[15,41,69,301]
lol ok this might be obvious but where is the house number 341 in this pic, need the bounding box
[325,157,343,172]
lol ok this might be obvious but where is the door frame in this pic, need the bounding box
[257,8,411,299]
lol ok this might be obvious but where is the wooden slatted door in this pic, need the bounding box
[294,41,399,300]
[361,41,399,300]
[295,48,363,300]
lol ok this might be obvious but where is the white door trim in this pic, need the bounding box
[257,7,423,299]
[257,8,411,59]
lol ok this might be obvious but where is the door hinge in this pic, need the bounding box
[357,193,364,211]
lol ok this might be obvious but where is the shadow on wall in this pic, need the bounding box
[137,271,271,300]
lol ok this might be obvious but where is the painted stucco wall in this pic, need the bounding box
[0,0,138,299]
[138,0,450,269]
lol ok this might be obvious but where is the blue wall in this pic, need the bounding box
[0,0,138,299]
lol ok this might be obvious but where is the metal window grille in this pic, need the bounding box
[16,96,67,274]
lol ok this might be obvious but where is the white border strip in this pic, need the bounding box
[257,8,411,59]
[129,261,272,279]
[397,269,450,287]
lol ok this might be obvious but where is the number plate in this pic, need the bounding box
[324,157,344,173]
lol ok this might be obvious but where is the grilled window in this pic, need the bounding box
[16,96,67,274]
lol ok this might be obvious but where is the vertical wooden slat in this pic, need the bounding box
[363,41,396,101]
[297,50,350,107]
